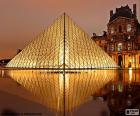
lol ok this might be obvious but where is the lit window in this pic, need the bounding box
[111,27,114,34]
[118,43,122,52]
[110,44,114,51]
[118,83,123,93]
[127,24,131,32]
[128,36,131,39]
[128,43,131,50]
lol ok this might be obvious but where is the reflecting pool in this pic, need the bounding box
[0,69,140,116]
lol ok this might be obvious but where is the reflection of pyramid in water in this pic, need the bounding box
[7,70,115,113]
[7,13,117,69]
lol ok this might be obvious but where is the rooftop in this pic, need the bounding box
[109,5,135,22]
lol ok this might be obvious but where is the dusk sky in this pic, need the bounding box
[0,0,140,59]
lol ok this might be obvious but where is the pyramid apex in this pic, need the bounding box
[62,12,69,17]
[58,12,69,19]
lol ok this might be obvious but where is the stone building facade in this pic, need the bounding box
[92,4,140,68]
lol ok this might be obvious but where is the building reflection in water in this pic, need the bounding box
[107,69,140,116]
[6,70,116,115]
[0,70,5,78]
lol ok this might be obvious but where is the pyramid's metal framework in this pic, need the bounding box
[6,13,117,69]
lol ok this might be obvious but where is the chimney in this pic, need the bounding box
[133,4,137,16]
[92,33,96,37]
[116,8,119,12]
[110,10,113,17]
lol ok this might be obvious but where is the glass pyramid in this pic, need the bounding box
[6,13,117,69]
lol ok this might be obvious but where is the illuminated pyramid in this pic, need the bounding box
[7,13,117,69]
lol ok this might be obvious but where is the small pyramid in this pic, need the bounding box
[7,13,117,69]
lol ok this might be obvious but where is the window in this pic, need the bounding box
[127,24,131,32]
[111,27,114,34]
[111,44,114,51]
[138,45,140,50]
[118,43,123,52]
[110,44,114,51]
[128,43,131,50]
[128,36,131,39]
[119,26,122,33]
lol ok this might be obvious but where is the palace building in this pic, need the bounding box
[92,4,140,68]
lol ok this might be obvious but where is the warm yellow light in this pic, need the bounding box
[129,68,132,82]
[7,70,115,112]
[6,14,117,69]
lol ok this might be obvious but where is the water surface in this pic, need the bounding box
[0,69,140,116]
